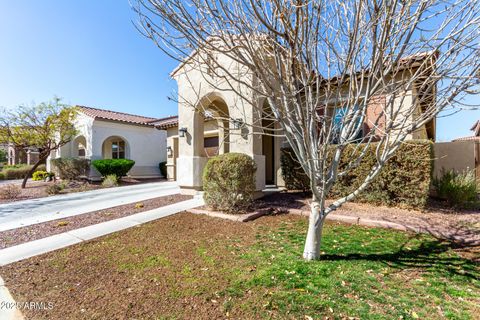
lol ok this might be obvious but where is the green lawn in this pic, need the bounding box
[228,219,479,319]
[3,213,478,319]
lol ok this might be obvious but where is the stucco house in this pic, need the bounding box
[165,50,436,195]
[47,106,171,180]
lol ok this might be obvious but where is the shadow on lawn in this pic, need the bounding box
[321,236,479,280]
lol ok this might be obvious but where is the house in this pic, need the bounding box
[5,144,41,166]
[435,120,480,179]
[47,106,171,180]
[167,49,437,195]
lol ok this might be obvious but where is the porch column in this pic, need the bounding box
[177,108,207,194]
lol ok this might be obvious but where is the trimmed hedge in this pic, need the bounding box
[92,159,135,178]
[203,153,257,213]
[50,158,90,180]
[1,164,47,180]
[280,140,434,208]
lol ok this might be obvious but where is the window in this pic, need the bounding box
[332,105,364,143]
[112,140,125,159]
[204,136,219,148]
[78,143,86,157]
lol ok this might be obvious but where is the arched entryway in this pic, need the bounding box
[73,135,87,158]
[193,93,230,158]
[102,136,129,159]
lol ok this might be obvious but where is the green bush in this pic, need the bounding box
[0,172,4,180]
[433,169,479,208]
[279,148,310,192]
[92,159,135,178]
[101,174,119,188]
[32,170,49,181]
[159,161,167,178]
[50,158,90,180]
[0,164,46,180]
[280,140,434,209]
[203,153,257,213]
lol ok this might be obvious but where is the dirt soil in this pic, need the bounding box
[0,212,275,320]
[0,194,192,249]
[0,178,167,204]
[256,191,480,245]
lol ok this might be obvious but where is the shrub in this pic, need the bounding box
[50,158,90,180]
[46,182,66,195]
[433,169,479,208]
[280,140,434,209]
[32,170,49,181]
[0,184,21,200]
[101,174,119,188]
[203,153,257,213]
[0,172,4,180]
[279,148,310,192]
[3,166,32,179]
[159,161,167,178]
[92,159,135,178]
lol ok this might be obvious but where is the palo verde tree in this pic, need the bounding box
[0,98,78,188]
[134,0,480,260]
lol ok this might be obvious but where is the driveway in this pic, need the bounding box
[0,181,180,232]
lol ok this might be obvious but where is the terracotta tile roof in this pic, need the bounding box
[151,116,179,129]
[452,136,480,142]
[77,106,160,126]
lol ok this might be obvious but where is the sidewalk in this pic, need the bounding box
[0,181,180,232]
[0,196,204,266]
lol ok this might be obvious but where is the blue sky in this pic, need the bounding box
[0,1,478,141]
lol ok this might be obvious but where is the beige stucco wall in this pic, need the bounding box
[433,141,476,178]
[172,49,432,194]
[48,115,167,179]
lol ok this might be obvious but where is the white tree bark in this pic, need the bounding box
[303,200,325,261]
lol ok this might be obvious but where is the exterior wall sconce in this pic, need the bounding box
[166,146,173,157]
[179,127,188,137]
[232,118,244,130]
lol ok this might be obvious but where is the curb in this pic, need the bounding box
[188,206,431,236]
[0,276,24,320]
[0,197,204,266]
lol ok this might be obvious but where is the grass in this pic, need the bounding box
[227,220,479,319]
[4,213,478,319]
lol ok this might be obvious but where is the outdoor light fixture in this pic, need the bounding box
[166,146,173,157]
[232,118,244,130]
[178,127,188,138]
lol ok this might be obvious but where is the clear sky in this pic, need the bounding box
[0,1,478,141]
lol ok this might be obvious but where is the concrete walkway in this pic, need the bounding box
[0,196,204,266]
[0,181,180,232]
[0,276,23,320]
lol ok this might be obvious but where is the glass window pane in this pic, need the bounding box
[119,151,125,159]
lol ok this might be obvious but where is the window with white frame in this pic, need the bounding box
[112,140,125,159]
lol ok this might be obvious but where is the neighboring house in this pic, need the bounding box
[5,144,41,166]
[168,50,436,195]
[435,120,480,179]
[47,106,171,180]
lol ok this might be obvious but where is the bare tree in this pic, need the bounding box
[133,0,480,260]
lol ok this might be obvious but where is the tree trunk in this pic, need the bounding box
[303,201,325,260]
[21,156,48,189]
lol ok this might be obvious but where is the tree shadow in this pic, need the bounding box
[320,236,479,280]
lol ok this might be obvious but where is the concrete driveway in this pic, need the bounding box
[0,181,180,232]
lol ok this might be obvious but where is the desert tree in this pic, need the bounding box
[0,98,78,188]
[133,0,480,260]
